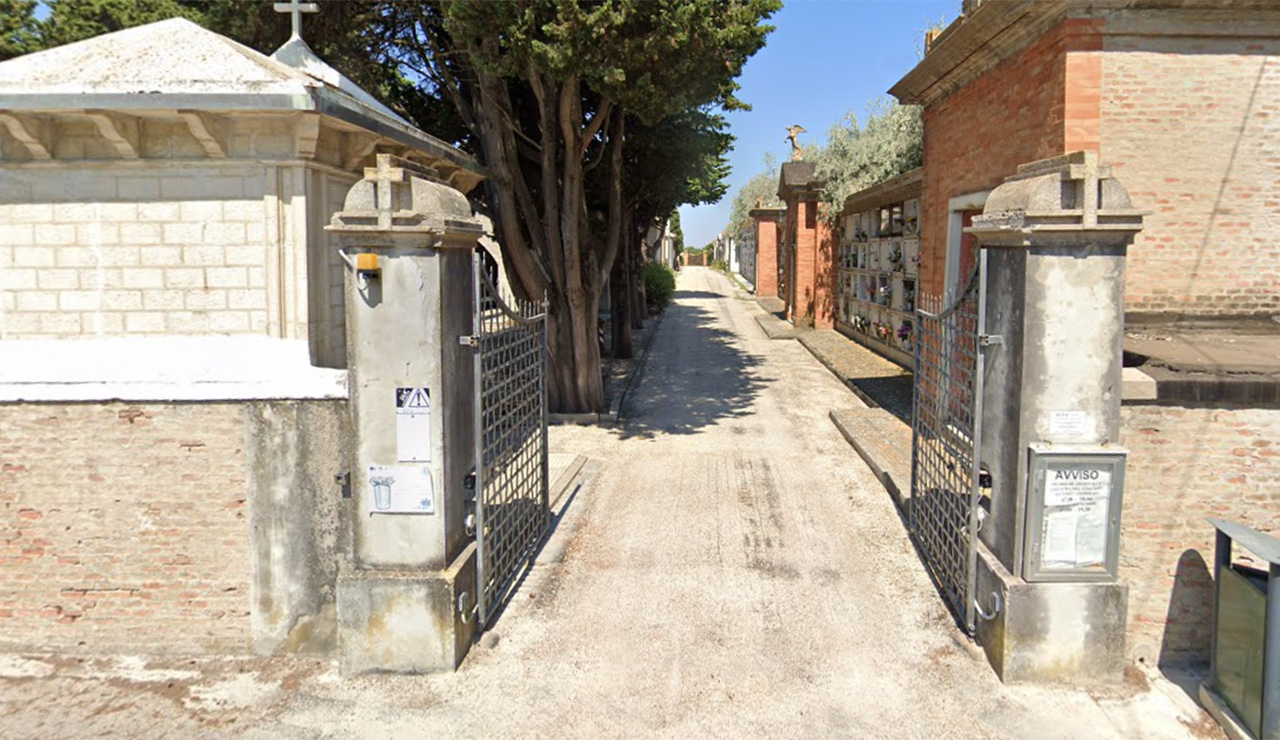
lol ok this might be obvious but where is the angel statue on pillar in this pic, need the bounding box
[785,124,807,161]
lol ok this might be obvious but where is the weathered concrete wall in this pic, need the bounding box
[345,248,469,571]
[1119,402,1280,668]
[980,244,1127,573]
[0,399,350,655]
[975,544,1128,684]
[246,400,352,655]
[1101,29,1280,316]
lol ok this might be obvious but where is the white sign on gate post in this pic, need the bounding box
[1025,444,1127,582]
[366,464,435,514]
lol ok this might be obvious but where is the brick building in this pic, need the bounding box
[891,0,1280,316]
[0,20,481,655]
[891,0,1280,668]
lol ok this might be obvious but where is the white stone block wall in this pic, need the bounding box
[1,164,276,340]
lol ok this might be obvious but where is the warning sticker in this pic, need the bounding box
[395,387,431,462]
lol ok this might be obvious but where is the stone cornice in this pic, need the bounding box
[889,1,1068,108]
[891,0,1280,108]
[841,168,922,215]
[0,108,484,193]
[748,206,786,221]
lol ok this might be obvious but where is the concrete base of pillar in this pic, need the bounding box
[974,541,1128,684]
[336,541,477,674]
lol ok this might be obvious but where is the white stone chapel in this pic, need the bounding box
[0,16,483,399]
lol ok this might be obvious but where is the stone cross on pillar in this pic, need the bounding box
[360,154,442,231]
[273,0,318,40]
[367,156,405,230]
[1068,150,1109,228]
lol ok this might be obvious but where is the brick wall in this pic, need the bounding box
[0,402,251,653]
[787,199,834,329]
[1102,35,1280,316]
[922,24,1070,298]
[1119,403,1280,667]
[920,20,1103,299]
[0,165,272,339]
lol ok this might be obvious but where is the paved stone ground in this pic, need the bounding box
[745,296,914,423]
[796,328,914,424]
[0,267,1221,739]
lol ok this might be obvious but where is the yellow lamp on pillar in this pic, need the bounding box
[355,252,380,279]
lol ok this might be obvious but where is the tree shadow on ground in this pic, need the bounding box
[671,290,724,300]
[615,298,767,439]
[849,374,915,425]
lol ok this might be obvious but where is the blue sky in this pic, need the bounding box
[679,0,958,247]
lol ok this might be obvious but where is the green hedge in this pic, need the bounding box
[643,262,676,310]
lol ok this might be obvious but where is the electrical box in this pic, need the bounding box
[1024,444,1127,582]
[1208,519,1280,740]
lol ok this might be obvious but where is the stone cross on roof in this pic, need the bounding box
[273,0,318,40]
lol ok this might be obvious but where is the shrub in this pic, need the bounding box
[643,261,676,311]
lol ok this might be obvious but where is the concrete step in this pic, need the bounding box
[830,407,912,513]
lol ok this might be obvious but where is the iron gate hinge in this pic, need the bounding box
[458,335,478,348]
[979,334,1003,347]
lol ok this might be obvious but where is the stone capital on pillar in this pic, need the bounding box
[967,150,1145,249]
[328,153,483,251]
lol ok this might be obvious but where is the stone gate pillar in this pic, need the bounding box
[749,206,784,299]
[967,151,1145,683]
[326,155,484,674]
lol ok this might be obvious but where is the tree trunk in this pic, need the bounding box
[610,255,633,359]
[457,65,622,414]
[630,232,646,329]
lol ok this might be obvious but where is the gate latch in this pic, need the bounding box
[978,334,1003,347]
[458,335,478,348]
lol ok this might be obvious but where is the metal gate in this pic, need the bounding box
[910,254,987,633]
[471,253,549,628]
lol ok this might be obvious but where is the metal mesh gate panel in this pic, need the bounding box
[472,255,549,627]
[910,259,986,632]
